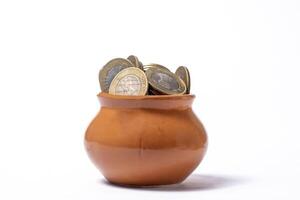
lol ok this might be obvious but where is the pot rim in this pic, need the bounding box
[97,92,196,109]
[97,92,195,100]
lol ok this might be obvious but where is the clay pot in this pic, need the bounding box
[85,92,207,186]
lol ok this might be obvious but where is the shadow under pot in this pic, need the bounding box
[85,92,208,186]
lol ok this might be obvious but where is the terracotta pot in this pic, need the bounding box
[85,92,208,186]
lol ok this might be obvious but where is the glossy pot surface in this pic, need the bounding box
[85,92,207,186]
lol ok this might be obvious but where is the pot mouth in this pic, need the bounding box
[97,92,195,109]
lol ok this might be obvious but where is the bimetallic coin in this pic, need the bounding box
[178,78,187,94]
[109,67,148,96]
[175,66,191,94]
[127,55,144,71]
[99,58,134,92]
[127,55,139,68]
[138,61,144,71]
[146,68,186,95]
[143,63,171,72]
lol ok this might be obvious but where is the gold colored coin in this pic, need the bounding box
[109,67,148,96]
[175,66,191,94]
[99,58,134,92]
[145,68,186,95]
[143,63,171,72]
[127,55,144,71]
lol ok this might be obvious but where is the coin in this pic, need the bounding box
[138,61,144,71]
[175,66,190,94]
[145,68,186,95]
[127,55,139,68]
[127,55,144,71]
[147,84,161,95]
[109,67,148,96]
[99,58,134,92]
[143,63,171,72]
[149,87,163,95]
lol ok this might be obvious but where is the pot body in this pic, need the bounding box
[85,93,207,186]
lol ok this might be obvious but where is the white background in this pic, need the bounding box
[0,0,299,199]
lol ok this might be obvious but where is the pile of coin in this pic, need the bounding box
[99,55,191,96]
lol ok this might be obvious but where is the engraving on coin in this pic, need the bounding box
[175,66,190,94]
[152,72,178,91]
[105,65,124,86]
[99,58,134,92]
[146,68,186,95]
[115,75,141,95]
[109,67,148,96]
